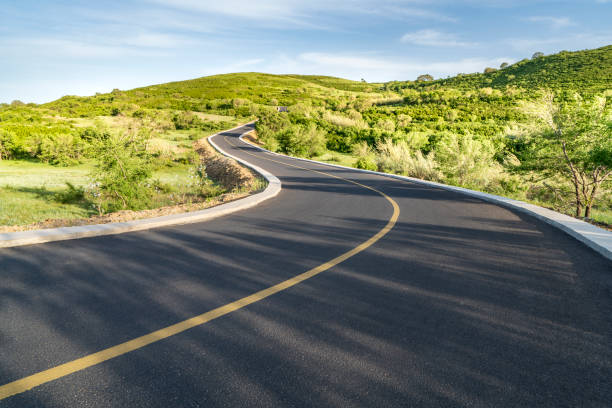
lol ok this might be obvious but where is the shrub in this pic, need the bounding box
[261,133,280,152]
[352,141,377,170]
[375,138,412,175]
[0,129,15,160]
[277,124,326,158]
[55,182,86,204]
[323,111,368,129]
[38,134,85,166]
[406,150,441,181]
[79,127,105,142]
[403,131,431,151]
[90,131,153,213]
[356,156,377,171]
[351,141,372,158]
[374,139,441,180]
[172,112,201,129]
[435,133,499,188]
[132,109,146,118]
[376,118,396,133]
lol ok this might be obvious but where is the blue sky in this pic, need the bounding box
[1,0,611,103]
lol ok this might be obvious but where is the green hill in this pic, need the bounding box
[387,45,612,93]
[39,45,612,119]
[42,73,379,118]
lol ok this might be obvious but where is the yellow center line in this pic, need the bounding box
[0,132,400,401]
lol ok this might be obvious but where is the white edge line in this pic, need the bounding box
[239,132,612,262]
[0,122,281,249]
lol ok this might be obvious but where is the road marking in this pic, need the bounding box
[0,130,400,401]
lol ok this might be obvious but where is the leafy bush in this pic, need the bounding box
[38,134,85,166]
[55,182,86,204]
[435,133,499,188]
[352,141,377,170]
[374,139,441,180]
[277,124,326,158]
[90,131,153,213]
[356,156,377,171]
[0,129,15,160]
[172,112,201,129]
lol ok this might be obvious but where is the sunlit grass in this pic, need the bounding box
[591,209,612,227]
[0,160,227,226]
[311,151,357,168]
[0,186,94,226]
[0,160,92,189]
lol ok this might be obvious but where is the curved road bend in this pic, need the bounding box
[1,124,611,407]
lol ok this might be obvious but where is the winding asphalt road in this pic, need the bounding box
[1,124,611,407]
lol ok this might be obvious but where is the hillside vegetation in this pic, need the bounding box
[0,46,610,227]
[441,45,612,92]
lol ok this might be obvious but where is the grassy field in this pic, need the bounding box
[0,160,91,189]
[0,103,247,227]
[0,186,94,226]
[0,165,228,228]
[0,159,219,226]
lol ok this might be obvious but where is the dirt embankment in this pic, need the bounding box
[193,138,257,190]
[242,130,263,147]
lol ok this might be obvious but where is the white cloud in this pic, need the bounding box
[525,16,574,29]
[506,32,612,52]
[76,7,220,34]
[123,33,193,48]
[222,58,266,73]
[2,38,171,59]
[151,0,300,20]
[400,30,476,47]
[367,6,457,22]
[149,0,456,27]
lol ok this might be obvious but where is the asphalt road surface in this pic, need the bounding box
[1,124,611,407]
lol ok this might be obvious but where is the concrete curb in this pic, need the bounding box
[0,124,281,249]
[240,134,612,262]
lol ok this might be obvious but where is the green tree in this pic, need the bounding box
[417,74,434,82]
[0,130,15,160]
[515,93,612,218]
